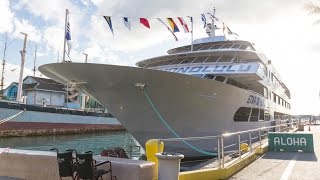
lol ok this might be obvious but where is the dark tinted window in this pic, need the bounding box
[215,76,225,82]
[203,74,215,79]
[234,107,251,122]
[192,56,208,63]
[250,108,259,122]
[259,109,265,121]
[205,56,220,63]
[218,55,235,62]
[221,44,233,49]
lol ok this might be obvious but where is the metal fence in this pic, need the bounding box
[156,119,299,169]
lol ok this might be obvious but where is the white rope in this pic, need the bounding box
[0,111,24,125]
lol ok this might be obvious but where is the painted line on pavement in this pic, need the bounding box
[280,153,299,180]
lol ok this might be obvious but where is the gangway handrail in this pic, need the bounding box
[0,111,24,125]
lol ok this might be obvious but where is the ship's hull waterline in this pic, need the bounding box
[40,63,271,157]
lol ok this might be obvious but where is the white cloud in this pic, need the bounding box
[42,26,64,53]
[12,18,42,43]
[14,0,77,25]
[0,0,14,33]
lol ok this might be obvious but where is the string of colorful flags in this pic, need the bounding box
[100,14,238,40]
[64,11,239,55]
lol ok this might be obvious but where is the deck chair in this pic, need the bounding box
[75,151,115,180]
[51,148,76,180]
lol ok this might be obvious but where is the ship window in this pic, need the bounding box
[234,107,251,122]
[181,57,195,64]
[250,108,259,122]
[239,44,248,50]
[221,44,233,49]
[203,74,215,79]
[210,44,223,49]
[192,56,208,63]
[231,44,240,49]
[265,110,271,121]
[193,46,202,51]
[215,76,225,82]
[148,62,162,67]
[259,109,265,121]
[170,58,184,65]
[218,55,235,62]
[161,60,174,65]
[205,55,221,63]
[198,44,212,50]
[263,87,268,98]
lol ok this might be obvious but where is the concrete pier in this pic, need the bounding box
[231,125,320,179]
[0,149,155,180]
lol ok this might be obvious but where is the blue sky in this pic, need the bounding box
[1,0,320,115]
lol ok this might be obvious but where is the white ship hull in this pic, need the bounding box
[40,63,276,157]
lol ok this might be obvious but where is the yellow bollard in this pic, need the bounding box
[240,143,249,153]
[146,139,164,180]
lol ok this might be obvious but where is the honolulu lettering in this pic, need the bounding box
[273,137,307,146]
[247,95,265,106]
[158,64,254,74]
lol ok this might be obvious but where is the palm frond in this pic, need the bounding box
[305,1,320,14]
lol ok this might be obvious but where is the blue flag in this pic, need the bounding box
[65,21,71,55]
[103,16,114,36]
[201,14,206,28]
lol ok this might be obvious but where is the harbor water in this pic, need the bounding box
[0,131,140,155]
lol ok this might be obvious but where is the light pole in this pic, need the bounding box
[83,53,88,63]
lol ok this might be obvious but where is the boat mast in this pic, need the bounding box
[0,35,7,93]
[17,32,28,103]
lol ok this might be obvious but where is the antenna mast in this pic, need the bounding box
[0,35,7,93]
[33,44,37,76]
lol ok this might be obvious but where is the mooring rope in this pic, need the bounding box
[0,111,24,125]
[143,89,215,156]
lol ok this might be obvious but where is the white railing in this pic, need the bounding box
[156,119,299,169]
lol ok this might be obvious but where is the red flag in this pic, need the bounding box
[177,17,190,33]
[140,18,150,29]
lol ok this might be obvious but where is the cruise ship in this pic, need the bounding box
[39,17,291,158]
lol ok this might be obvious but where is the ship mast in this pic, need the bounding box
[210,7,216,37]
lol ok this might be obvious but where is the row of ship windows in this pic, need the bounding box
[196,74,291,110]
[177,43,254,52]
[234,107,270,122]
[192,74,249,89]
[234,107,290,122]
[272,92,290,109]
[147,55,238,68]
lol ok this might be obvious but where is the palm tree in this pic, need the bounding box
[305,1,320,24]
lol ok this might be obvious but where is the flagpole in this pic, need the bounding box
[190,17,194,52]
[62,9,68,63]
